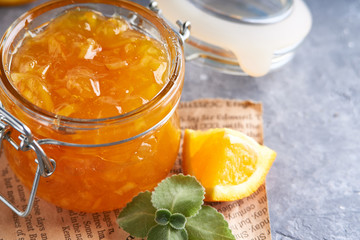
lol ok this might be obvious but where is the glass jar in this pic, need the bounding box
[154,0,312,76]
[0,0,185,214]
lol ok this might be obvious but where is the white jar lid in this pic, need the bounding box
[155,0,312,76]
[188,0,294,24]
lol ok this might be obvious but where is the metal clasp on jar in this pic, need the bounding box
[148,1,191,44]
[0,106,56,217]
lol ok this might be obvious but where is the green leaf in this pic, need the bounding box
[147,224,188,240]
[186,205,235,240]
[116,191,157,238]
[155,209,171,225]
[170,213,187,230]
[151,174,205,217]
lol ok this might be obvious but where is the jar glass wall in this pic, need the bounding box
[0,0,184,212]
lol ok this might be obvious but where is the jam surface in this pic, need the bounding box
[11,9,169,118]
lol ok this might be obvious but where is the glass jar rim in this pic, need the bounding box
[0,0,184,126]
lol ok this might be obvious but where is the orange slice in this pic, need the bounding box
[182,128,276,201]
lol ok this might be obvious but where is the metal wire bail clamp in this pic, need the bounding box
[148,1,191,44]
[0,106,56,217]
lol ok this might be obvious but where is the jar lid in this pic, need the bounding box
[154,0,312,76]
[188,0,294,24]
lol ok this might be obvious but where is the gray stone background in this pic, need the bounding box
[0,0,359,239]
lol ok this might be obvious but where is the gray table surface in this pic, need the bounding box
[1,0,359,239]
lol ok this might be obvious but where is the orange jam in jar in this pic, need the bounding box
[0,0,184,212]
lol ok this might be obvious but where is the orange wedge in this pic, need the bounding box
[182,128,276,201]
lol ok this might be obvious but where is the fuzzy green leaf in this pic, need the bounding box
[151,174,205,217]
[186,205,236,240]
[147,224,188,240]
[170,213,187,230]
[116,191,157,238]
[155,209,171,225]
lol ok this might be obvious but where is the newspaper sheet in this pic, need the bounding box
[0,99,271,240]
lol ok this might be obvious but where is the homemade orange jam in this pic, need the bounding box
[0,0,184,212]
[11,9,169,119]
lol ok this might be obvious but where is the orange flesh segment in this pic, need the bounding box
[182,128,276,201]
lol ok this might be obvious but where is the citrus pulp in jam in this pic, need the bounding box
[11,9,169,118]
